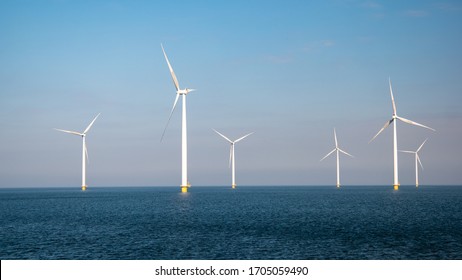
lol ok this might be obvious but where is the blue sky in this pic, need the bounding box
[1,0,461,187]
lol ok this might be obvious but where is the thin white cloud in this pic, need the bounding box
[357,36,373,44]
[361,1,382,9]
[360,1,385,20]
[264,54,293,64]
[265,40,335,64]
[435,2,462,12]
[303,40,335,52]
[405,10,429,17]
[321,40,335,47]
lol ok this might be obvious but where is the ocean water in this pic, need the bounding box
[0,186,461,260]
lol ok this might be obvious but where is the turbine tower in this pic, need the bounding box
[400,139,428,187]
[320,128,353,188]
[55,113,100,191]
[213,129,253,189]
[160,44,195,193]
[370,78,434,190]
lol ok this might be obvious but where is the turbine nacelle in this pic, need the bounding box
[54,113,100,138]
[370,80,434,143]
[177,88,195,95]
[321,129,353,162]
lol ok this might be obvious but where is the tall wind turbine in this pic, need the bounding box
[320,128,353,188]
[370,78,434,190]
[400,139,428,187]
[160,44,195,193]
[213,129,253,189]
[55,113,100,191]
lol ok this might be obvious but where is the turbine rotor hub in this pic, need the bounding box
[177,89,190,95]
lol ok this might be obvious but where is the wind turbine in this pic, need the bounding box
[320,128,353,188]
[370,78,434,190]
[160,44,195,193]
[54,113,100,191]
[213,129,253,189]
[400,139,428,187]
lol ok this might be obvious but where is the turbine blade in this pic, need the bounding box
[334,128,338,148]
[389,78,397,116]
[339,148,353,158]
[54,128,83,136]
[84,113,101,134]
[396,116,435,131]
[229,145,233,168]
[320,149,336,161]
[160,93,180,142]
[369,119,393,143]
[85,141,89,164]
[417,138,428,153]
[213,129,233,143]
[417,154,424,170]
[399,150,415,154]
[235,132,254,143]
[161,44,180,91]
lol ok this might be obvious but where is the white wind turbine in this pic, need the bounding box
[160,44,195,193]
[400,139,428,187]
[370,78,434,190]
[320,128,353,188]
[213,129,253,189]
[54,113,100,191]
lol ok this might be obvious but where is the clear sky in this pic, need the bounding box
[1,0,461,187]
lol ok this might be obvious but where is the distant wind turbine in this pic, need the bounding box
[54,113,100,191]
[400,139,428,187]
[160,44,196,193]
[370,78,434,190]
[320,128,353,188]
[213,129,253,189]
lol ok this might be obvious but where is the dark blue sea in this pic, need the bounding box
[1,186,461,260]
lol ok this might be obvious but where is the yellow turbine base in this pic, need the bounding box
[336,185,340,188]
[393,185,399,191]
[181,186,189,193]
[81,185,87,191]
[416,184,419,188]
[232,185,236,189]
